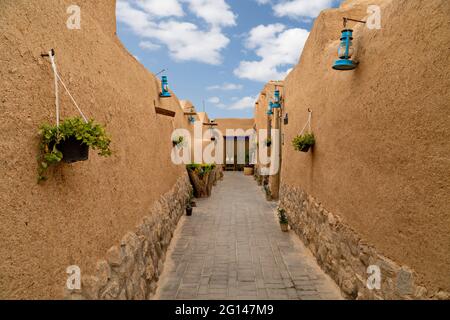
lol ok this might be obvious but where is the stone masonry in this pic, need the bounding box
[280,184,450,300]
[65,174,192,300]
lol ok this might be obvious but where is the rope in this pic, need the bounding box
[47,50,88,126]
[48,51,60,127]
[299,110,312,135]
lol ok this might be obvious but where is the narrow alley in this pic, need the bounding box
[155,172,342,300]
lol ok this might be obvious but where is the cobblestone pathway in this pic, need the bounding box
[154,172,343,300]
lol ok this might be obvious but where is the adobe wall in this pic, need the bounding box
[280,0,449,299]
[0,0,191,299]
[254,81,284,198]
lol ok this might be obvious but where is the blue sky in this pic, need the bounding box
[116,0,342,119]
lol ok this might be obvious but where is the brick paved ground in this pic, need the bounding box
[154,172,343,300]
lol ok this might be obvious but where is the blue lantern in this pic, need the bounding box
[332,29,357,70]
[266,104,273,116]
[160,76,171,97]
[188,115,195,124]
[270,90,281,109]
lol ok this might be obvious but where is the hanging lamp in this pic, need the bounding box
[332,18,366,71]
[160,75,171,97]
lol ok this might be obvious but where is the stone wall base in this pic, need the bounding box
[65,174,192,300]
[280,184,449,300]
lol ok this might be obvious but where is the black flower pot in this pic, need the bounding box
[56,137,89,163]
[299,145,311,153]
[186,207,193,216]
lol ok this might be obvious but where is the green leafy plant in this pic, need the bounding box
[292,133,315,152]
[277,208,288,225]
[172,135,184,147]
[264,184,271,196]
[186,163,216,178]
[38,117,112,182]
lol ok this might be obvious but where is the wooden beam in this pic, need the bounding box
[203,123,218,126]
[184,112,197,116]
[155,107,176,117]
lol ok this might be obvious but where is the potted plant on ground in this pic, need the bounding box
[186,164,216,198]
[244,152,254,176]
[189,190,197,207]
[37,117,112,182]
[292,133,315,153]
[257,175,263,186]
[186,200,193,216]
[264,184,272,201]
[277,208,289,232]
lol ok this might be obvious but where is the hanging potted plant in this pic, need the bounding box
[172,136,184,148]
[244,152,254,176]
[38,117,112,182]
[292,133,315,153]
[277,208,289,232]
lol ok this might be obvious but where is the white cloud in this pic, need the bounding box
[273,0,334,19]
[207,83,243,91]
[155,20,229,64]
[116,0,234,65]
[255,0,271,4]
[139,41,161,51]
[234,24,309,82]
[227,96,257,110]
[136,0,184,17]
[181,0,237,27]
[208,97,221,104]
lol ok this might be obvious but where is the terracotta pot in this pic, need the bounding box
[187,170,210,198]
[244,166,254,176]
[280,223,289,232]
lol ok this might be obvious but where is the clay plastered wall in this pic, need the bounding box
[281,0,450,292]
[254,81,284,168]
[215,118,254,135]
[0,0,189,299]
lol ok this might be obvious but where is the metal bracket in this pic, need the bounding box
[343,17,366,28]
[41,49,55,57]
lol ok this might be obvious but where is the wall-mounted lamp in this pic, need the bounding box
[332,18,366,71]
[160,75,171,97]
[284,113,289,125]
[267,105,273,116]
[270,90,281,109]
